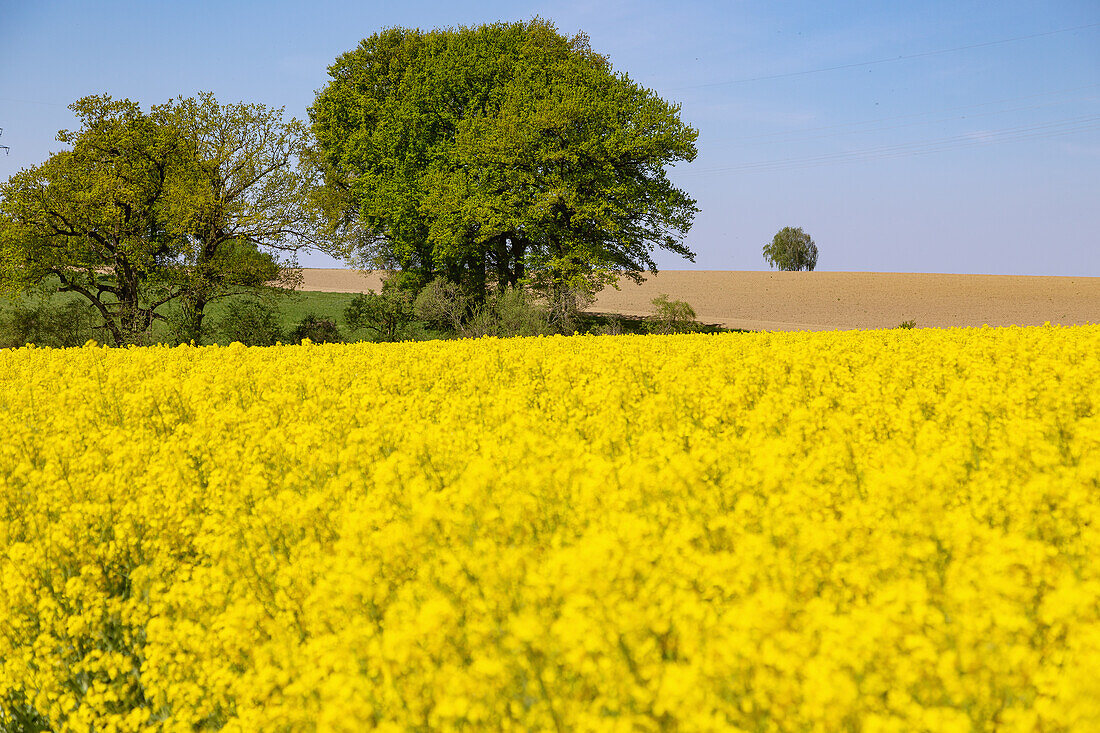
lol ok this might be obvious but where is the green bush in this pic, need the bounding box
[216,298,284,346]
[413,277,468,333]
[289,314,342,344]
[543,284,596,334]
[345,284,415,342]
[0,294,99,348]
[591,315,625,336]
[646,294,698,334]
[465,288,550,338]
[895,320,917,329]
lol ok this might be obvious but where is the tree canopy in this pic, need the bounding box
[763,226,819,272]
[159,93,315,341]
[310,18,699,303]
[0,96,188,345]
[0,94,314,345]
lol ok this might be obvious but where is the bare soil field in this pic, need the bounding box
[295,269,1100,331]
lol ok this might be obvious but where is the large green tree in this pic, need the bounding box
[164,93,315,342]
[0,96,188,345]
[0,94,314,345]
[310,19,699,305]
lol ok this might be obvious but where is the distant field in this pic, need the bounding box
[295,269,1100,331]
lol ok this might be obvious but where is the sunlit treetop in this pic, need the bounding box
[310,18,699,301]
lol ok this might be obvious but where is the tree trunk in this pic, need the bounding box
[178,294,209,344]
[508,235,527,288]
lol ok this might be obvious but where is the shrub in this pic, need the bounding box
[465,288,550,338]
[345,284,415,342]
[216,298,284,346]
[592,315,625,336]
[289,314,342,344]
[647,294,698,334]
[542,284,596,335]
[896,320,917,329]
[413,278,468,333]
[0,294,99,348]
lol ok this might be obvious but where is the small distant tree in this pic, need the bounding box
[763,227,818,272]
[647,293,698,334]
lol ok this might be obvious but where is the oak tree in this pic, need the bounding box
[310,19,699,309]
[0,96,188,345]
[1,94,315,345]
[164,93,314,342]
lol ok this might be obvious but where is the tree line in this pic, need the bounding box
[0,19,703,346]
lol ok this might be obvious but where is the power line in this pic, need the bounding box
[672,22,1100,90]
[716,83,1100,144]
[687,116,1100,173]
[679,114,1100,175]
[709,91,1098,152]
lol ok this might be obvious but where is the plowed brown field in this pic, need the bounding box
[295,269,1100,331]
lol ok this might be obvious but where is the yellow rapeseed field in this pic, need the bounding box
[1,327,1099,731]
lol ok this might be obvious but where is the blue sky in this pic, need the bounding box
[2,0,1097,275]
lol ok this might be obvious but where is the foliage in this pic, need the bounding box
[161,93,315,341]
[646,293,698,334]
[413,277,469,333]
[464,287,551,338]
[590,315,625,335]
[0,690,50,733]
[344,281,415,342]
[288,313,341,344]
[2,327,1100,729]
[271,291,361,339]
[543,282,596,335]
[896,319,917,329]
[310,19,699,304]
[215,298,284,346]
[0,97,189,345]
[0,94,312,346]
[0,291,100,348]
[763,226,819,271]
[410,277,555,338]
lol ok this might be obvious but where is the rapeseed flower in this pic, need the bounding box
[1,327,1098,730]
